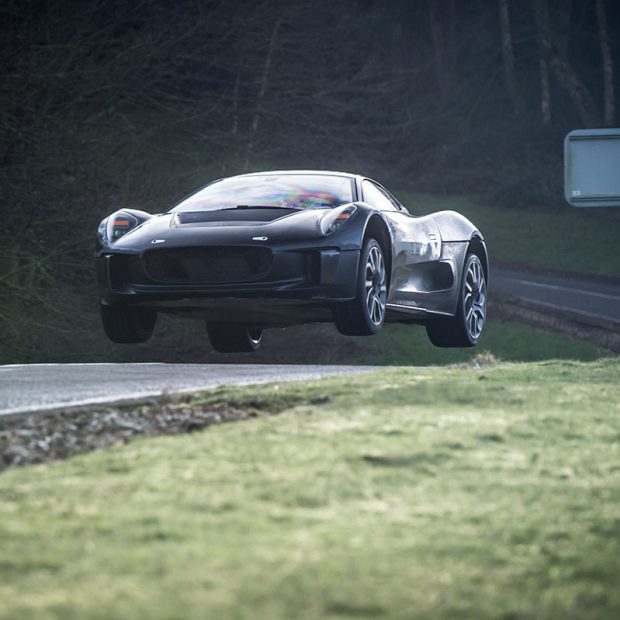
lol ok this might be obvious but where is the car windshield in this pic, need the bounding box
[171,174,354,212]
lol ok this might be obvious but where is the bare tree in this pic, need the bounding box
[532,0,552,124]
[595,0,614,126]
[528,0,600,129]
[429,1,446,97]
[498,0,521,115]
[244,16,282,171]
[547,44,600,127]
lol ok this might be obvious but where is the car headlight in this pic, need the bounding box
[319,205,357,235]
[97,210,141,245]
[107,211,139,241]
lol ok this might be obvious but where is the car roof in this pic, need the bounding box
[234,169,360,180]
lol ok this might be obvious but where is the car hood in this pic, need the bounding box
[109,208,332,251]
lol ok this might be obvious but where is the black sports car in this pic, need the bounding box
[96,171,488,352]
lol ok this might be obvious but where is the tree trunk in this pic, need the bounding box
[595,0,614,126]
[231,69,241,138]
[498,0,521,115]
[429,0,445,96]
[429,0,457,99]
[539,58,551,125]
[532,0,552,124]
[444,0,458,90]
[533,0,599,127]
[556,0,572,58]
[546,40,600,127]
[244,17,282,171]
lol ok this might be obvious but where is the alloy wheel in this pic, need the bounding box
[365,245,387,326]
[463,256,486,340]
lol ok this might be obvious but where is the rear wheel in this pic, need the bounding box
[333,238,387,336]
[426,252,486,347]
[206,323,263,353]
[100,303,156,343]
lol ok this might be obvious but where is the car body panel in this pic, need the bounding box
[95,170,486,328]
[381,209,480,316]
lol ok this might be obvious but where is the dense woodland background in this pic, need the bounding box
[1,0,619,362]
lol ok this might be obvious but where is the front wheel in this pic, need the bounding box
[206,323,263,353]
[100,303,156,343]
[333,238,387,336]
[426,253,487,348]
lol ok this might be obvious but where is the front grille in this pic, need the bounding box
[143,246,272,284]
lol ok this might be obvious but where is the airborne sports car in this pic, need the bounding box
[96,171,488,352]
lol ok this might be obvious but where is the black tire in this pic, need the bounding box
[100,303,156,343]
[207,323,263,353]
[426,252,487,348]
[333,238,387,336]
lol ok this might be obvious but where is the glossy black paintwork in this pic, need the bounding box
[95,170,486,326]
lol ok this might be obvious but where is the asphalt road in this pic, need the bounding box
[0,363,373,419]
[493,267,620,328]
[2,269,616,419]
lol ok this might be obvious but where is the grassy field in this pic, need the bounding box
[397,192,620,279]
[371,317,603,365]
[1,357,619,619]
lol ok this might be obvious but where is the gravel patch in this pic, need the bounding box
[0,402,262,471]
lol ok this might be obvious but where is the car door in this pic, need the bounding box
[360,180,442,312]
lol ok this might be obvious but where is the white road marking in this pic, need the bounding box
[499,277,620,302]
[516,296,620,325]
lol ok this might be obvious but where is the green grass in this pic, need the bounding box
[1,358,620,619]
[372,318,603,365]
[396,192,620,278]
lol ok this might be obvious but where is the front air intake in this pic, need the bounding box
[143,246,272,284]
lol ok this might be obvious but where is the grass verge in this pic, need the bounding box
[1,357,619,619]
[371,313,604,365]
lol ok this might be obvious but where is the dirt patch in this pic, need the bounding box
[0,400,283,471]
[453,351,501,369]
